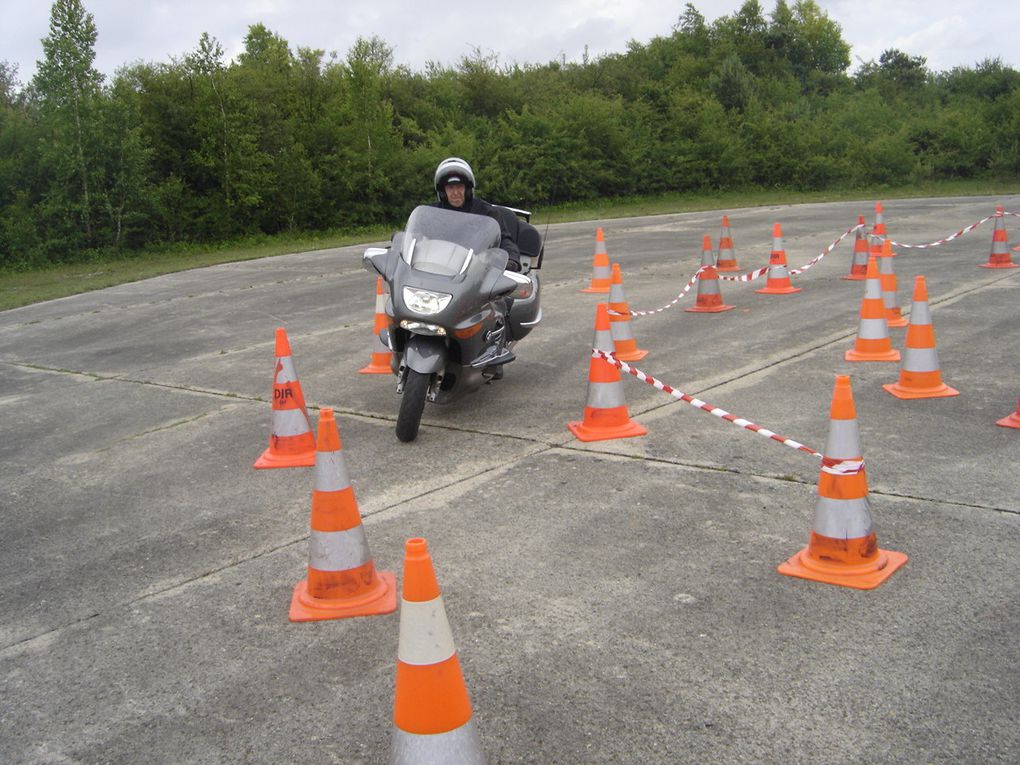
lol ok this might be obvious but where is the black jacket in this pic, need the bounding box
[434,197,521,268]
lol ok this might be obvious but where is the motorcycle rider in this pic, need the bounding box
[432,157,522,272]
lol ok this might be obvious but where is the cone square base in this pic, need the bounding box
[580,285,610,293]
[841,273,866,281]
[567,419,647,442]
[755,285,801,294]
[979,262,1018,269]
[996,413,1020,429]
[253,446,317,469]
[685,303,735,313]
[778,547,907,590]
[288,571,397,622]
[358,362,393,374]
[882,381,960,399]
[613,348,648,361]
[844,348,900,362]
[886,316,909,328]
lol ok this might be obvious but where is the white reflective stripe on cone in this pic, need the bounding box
[314,450,350,492]
[375,293,387,311]
[856,317,890,340]
[276,356,300,384]
[824,419,862,460]
[373,335,390,353]
[699,280,721,295]
[308,528,371,571]
[587,381,626,408]
[864,279,882,298]
[272,407,311,436]
[910,301,932,325]
[592,264,610,278]
[391,719,485,765]
[769,264,790,277]
[902,346,940,373]
[593,329,615,354]
[610,321,635,342]
[397,596,456,665]
[608,283,625,302]
[812,496,874,539]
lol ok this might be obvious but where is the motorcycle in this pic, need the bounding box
[362,204,544,442]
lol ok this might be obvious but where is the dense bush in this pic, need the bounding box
[2,0,1019,267]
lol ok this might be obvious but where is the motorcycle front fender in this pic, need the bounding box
[404,334,447,375]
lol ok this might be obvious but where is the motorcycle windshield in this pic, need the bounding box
[402,206,502,274]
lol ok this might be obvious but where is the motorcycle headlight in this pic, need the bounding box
[402,286,452,315]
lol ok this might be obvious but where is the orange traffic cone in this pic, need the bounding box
[686,237,734,313]
[842,215,870,280]
[778,375,908,590]
[391,538,485,765]
[845,256,900,362]
[883,276,959,400]
[581,227,612,293]
[567,303,647,442]
[254,327,317,469]
[997,397,1020,429]
[868,202,886,260]
[359,276,393,374]
[608,263,648,361]
[755,223,801,294]
[716,216,741,272]
[873,201,887,238]
[980,207,1018,269]
[878,240,908,328]
[289,408,396,621]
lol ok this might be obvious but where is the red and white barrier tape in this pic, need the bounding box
[887,213,994,249]
[619,223,861,316]
[719,223,863,281]
[593,349,864,475]
[789,224,862,275]
[613,266,708,317]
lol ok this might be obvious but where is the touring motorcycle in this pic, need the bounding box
[362,204,543,442]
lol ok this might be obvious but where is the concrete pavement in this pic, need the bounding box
[1,196,1018,763]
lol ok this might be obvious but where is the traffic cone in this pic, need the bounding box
[254,327,317,469]
[289,408,396,622]
[755,223,801,294]
[878,239,908,328]
[358,276,393,374]
[868,203,886,260]
[581,227,612,293]
[567,303,647,442]
[716,216,741,272]
[844,256,900,362]
[686,237,734,313]
[980,207,1018,269]
[608,263,648,361]
[873,201,887,239]
[778,375,908,590]
[882,276,959,400]
[391,538,485,765]
[842,215,870,280]
[996,398,1020,429]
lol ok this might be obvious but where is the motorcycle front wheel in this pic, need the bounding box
[396,369,430,442]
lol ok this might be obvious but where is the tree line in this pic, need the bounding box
[2,0,1019,268]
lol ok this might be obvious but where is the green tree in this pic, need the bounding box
[32,0,104,250]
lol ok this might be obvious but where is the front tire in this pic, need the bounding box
[396,369,430,442]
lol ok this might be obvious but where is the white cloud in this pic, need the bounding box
[3,0,1019,86]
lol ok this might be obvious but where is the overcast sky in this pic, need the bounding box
[3,0,1018,87]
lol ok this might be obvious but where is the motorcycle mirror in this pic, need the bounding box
[491,270,533,300]
[363,247,389,277]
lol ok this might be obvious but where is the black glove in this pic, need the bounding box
[506,259,521,272]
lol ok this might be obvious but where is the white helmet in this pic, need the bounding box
[434,157,476,201]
